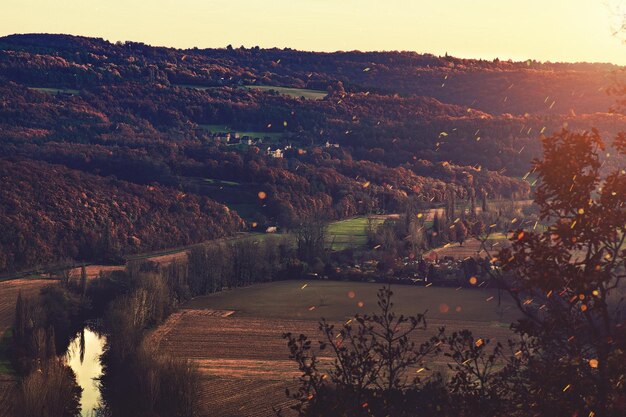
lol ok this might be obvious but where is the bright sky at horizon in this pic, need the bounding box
[2,0,625,64]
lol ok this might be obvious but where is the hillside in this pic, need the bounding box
[0,34,624,272]
[1,33,623,115]
[0,159,242,272]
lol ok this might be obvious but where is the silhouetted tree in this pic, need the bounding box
[282,287,446,417]
[491,129,626,417]
[296,215,327,263]
[454,221,468,246]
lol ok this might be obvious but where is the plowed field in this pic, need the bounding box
[153,280,517,417]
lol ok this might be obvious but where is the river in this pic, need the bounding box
[66,328,106,417]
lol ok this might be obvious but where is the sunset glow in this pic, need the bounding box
[2,0,625,64]
[1,1,625,416]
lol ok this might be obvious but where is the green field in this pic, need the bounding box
[125,232,278,262]
[29,87,80,95]
[224,202,255,218]
[243,85,327,100]
[198,124,284,142]
[202,178,240,186]
[175,84,213,90]
[326,216,385,250]
[185,280,518,324]
[176,83,327,100]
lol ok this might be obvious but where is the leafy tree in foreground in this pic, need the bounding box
[282,287,447,417]
[282,286,515,417]
[491,129,626,417]
[282,128,625,417]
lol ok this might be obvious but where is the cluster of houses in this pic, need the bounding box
[204,128,340,159]
[318,254,494,289]
[205,130,294,158]
[209,131,265,146]
[265,144,292,158]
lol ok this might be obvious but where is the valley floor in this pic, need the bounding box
[153,280,518,417]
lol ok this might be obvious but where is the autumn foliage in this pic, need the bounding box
[0,159,242,272]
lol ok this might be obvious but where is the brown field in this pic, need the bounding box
[424,236,510,261]
[67,252,189,280]
[0,278,56,416]
[0,376,16,417]
[153,280,518,417]
[68,264,125,280]
[0,278,56,335]
[152,310,304,417]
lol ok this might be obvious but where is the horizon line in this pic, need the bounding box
[2,32,624,68]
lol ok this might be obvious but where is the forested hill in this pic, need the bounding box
[1,33,623,115]
[0,158,243,272]
[0,33,624,272]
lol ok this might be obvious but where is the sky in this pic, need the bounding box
[1,0,625,65]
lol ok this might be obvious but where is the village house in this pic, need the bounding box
[266,144,291,158]
[267,147,283,158]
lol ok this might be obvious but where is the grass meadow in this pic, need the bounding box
[326,216,385,250]
[29,87,80,95]
[243,85,327,100]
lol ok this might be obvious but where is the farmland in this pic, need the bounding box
[0,279,57,372]
[424,234,509,261]
[198,124,284,142]
[0,278,56,417]
[0,377,15,417]
[202,178,241,186]
[28,87,80,95]
[155,280,518,417]
[326,216,385,250]
[0,330,14,417]
[177,84,327,100]
[243,85,328,100]
[0,278,56,336]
